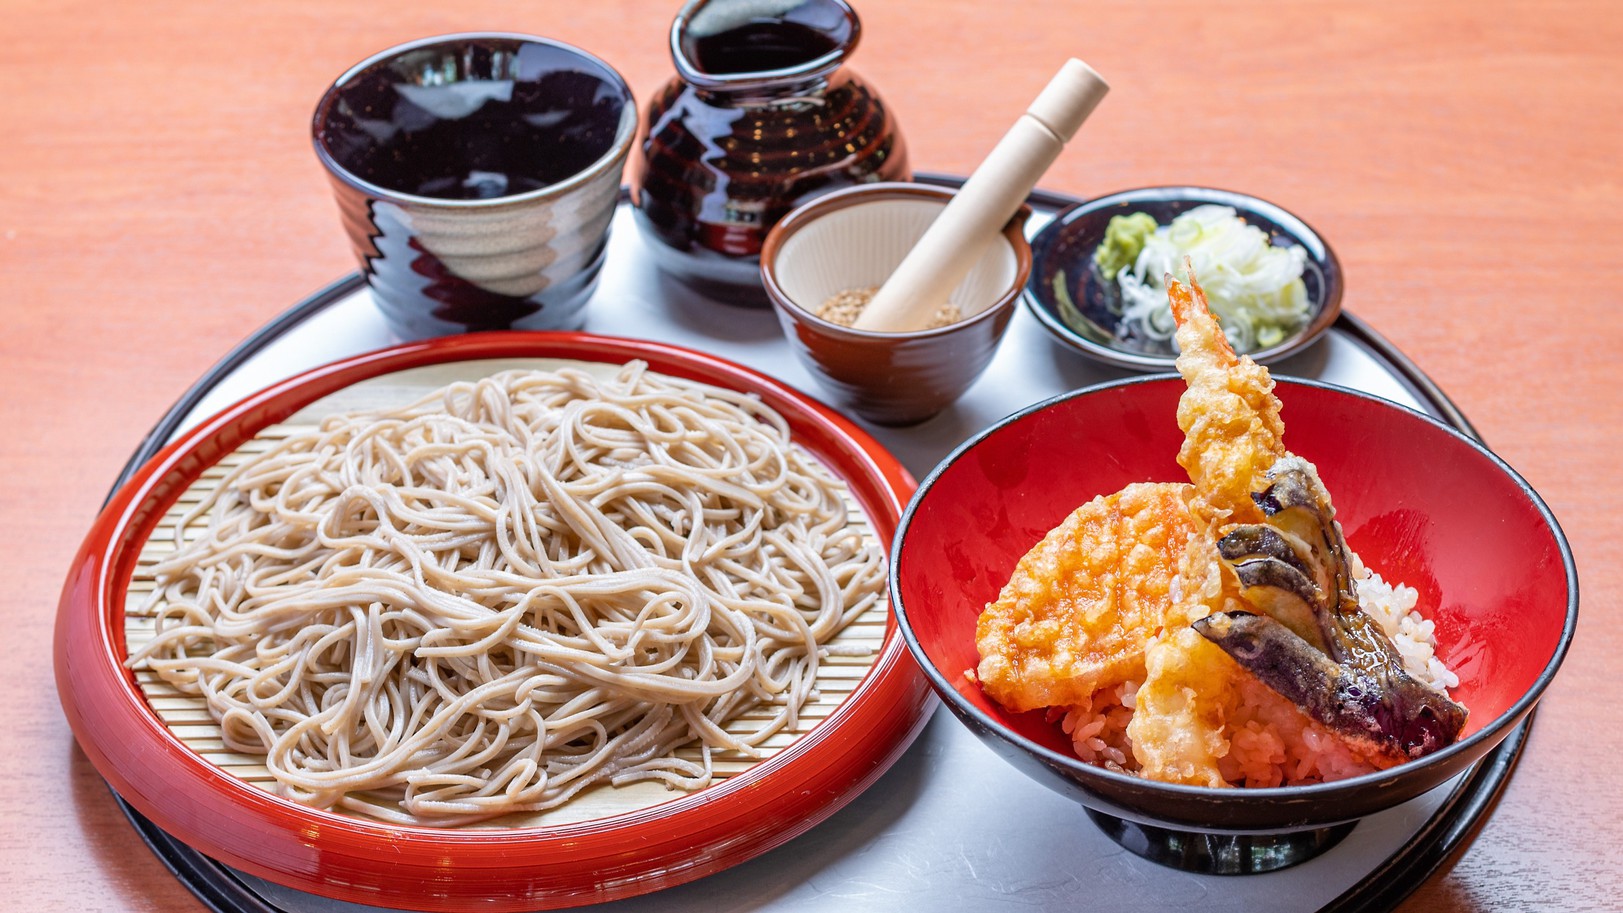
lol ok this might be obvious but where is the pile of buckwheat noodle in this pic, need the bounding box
[128,362,885,825]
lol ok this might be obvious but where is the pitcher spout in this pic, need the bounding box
[672,0,859,95]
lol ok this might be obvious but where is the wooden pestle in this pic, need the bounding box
[852,59,1109,332]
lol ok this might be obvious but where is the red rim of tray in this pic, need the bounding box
[54,331,932,912]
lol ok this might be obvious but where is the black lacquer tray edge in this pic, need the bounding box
[99,175,1519,913]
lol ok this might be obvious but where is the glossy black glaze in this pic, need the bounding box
[1024,186,1344,370]
[313,34,635,338]
[316,38,625,200]
[633,0,909,305]
[933,673,1542,835]
[1088,810,1355,875]
[353,201,614,338]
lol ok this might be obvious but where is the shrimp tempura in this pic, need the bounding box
[1168,270,1287,529]
[1126,268,1285,786]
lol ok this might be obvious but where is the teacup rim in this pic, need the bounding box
[311,31,638,210]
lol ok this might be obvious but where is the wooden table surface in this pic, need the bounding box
[5,0,1618,909]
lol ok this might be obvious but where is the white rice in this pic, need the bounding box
[1353,561,1459,691]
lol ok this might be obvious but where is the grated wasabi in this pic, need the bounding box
[1092,212,1158,281]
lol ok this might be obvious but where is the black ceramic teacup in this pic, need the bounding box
[313,33,636,339]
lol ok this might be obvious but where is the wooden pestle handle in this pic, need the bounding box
[852,59,1109,332]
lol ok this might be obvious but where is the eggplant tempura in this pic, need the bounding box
[975,270,1466,787]
[1170,275,1468,764]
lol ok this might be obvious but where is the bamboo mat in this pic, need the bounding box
[122,358,888,828]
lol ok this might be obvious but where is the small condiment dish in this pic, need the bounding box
[760,182,1031,426]
[889,375,1576,874]
[1025,186,1343,371]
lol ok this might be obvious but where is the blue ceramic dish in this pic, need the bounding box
[1024,186,1343,370]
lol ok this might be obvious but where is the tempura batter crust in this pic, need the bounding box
[975,482,1197,713]
[1169,274,1287,529]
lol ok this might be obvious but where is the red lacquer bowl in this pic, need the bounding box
[55,332,932,911]
[890,375,1577,873]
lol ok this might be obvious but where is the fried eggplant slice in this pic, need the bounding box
[1169,269,1466,765]
[1199,460,1469,761]
[1194,609,1466,762]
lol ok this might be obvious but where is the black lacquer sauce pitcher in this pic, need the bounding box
[632,0,910,305]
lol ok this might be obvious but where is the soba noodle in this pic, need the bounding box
[127,362,885,824]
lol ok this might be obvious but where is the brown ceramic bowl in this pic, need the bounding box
[760,183,1032,426]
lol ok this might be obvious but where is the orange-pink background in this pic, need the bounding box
[5,0,1619,908]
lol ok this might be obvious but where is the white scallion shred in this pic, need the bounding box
[1116,205,1310,353]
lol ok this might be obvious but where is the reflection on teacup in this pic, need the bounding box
[313,33,636,339]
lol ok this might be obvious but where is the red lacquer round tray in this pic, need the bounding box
[54,331,932,912]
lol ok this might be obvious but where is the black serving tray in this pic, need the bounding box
[99,176,1518,913]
